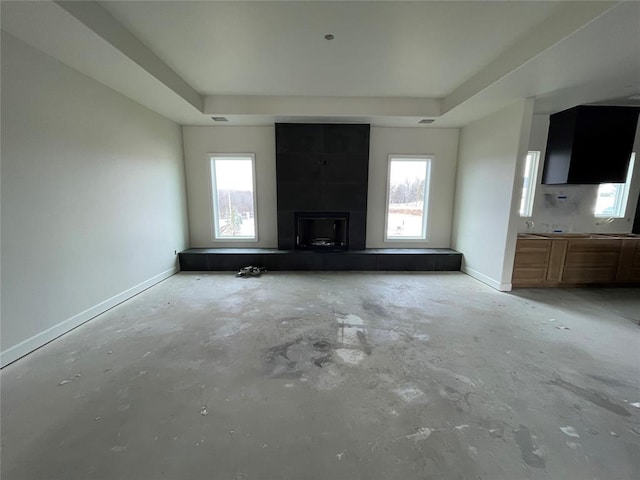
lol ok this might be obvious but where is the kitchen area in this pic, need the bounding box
[514,232,640,287]
[514,105,640,287]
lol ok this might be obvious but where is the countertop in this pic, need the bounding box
[518,233,640,239]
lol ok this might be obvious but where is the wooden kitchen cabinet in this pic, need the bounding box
[562,239,621,284]
[547,240,568,282]
[618,239,640,282]
[512,239,551,286]
[513,235,640,287]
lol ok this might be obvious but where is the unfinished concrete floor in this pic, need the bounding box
[1,272,639,479]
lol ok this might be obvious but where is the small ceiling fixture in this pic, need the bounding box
[419,119,435,124]
[324,34,334,40]
[211,116,228,122]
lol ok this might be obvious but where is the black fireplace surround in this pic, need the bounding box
[276,123,370,250]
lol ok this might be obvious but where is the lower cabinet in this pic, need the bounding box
[513,237,640,287]
[617,239,640,283]
[512,239,551,286]
[563,239,621,284]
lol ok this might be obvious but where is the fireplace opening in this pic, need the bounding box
[295,212,349,250]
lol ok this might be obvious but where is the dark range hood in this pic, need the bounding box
[542,105,639,185]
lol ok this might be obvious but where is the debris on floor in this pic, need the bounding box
[406,427,432,442]
[236,266,266,278]
[58,373,81,386]
[560,426,580,438]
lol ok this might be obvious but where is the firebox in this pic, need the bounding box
[295,212,349,250]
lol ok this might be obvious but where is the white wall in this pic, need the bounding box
[182,126,278,248]
[183,126,459,248]
[366,127,459,247]
[451,100,534,291]
[518,114,640,234]
[0,33,190,366]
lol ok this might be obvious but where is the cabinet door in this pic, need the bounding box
[513,240,551,267]
[512,240,551,286]
[547,240,568,281]
[616,239,638,282]
[628,241,640,282]
[562,239,621,283]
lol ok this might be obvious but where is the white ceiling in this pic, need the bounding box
[100,1,562,98]
[2,1,639,127]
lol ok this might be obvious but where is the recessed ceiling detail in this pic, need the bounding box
[2,1,636,127]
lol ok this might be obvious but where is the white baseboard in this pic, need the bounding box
[1,267,178,368]
[461,266,512,292]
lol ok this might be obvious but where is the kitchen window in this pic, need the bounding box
[594,153,635,218]
[519,151,540,217]
[210,154,258,240]
[385,155,431,240]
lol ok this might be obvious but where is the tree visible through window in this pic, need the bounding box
[385,156,431,240]
[594,153,635,218]
[210,155,257,240]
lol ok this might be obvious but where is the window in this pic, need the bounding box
[210,154,257,240]
[594,153,635,218]
[385,155,431,240]
[519,151,540,217]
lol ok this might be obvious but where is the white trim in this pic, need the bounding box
[461,266,512,291]
[384,154,432,242]
[209,153,259,242]
[0,267,178,368]
[519,151,539,217]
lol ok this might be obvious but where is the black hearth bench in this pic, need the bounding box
[178,248,462,272]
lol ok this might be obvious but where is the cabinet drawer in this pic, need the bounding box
[514,251,551,268]
[563,266,618,283]
[513,267,548,282]
[516,239,551,251]
[565,251,620,267]
[567,239,622,252]
[514,239,551,267]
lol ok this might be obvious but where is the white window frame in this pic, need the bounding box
[594,153,636,219]
[519,151,540,218]
[209,153,258,241]
[384,155,432,241]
